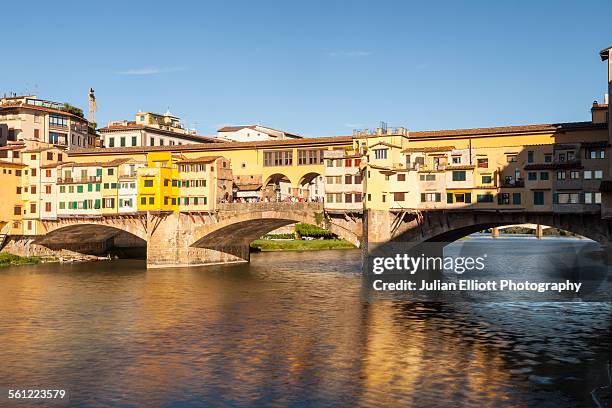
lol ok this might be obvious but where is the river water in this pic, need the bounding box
[0,237,611,407]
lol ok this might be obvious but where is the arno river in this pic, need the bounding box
[0,237,611,407]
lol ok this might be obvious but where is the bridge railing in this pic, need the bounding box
[217,202,324,212]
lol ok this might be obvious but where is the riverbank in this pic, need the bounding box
[250,239,355,252]
[0,252,42,267]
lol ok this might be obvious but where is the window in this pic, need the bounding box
[447,193,454,204]
[120,137,126,147]
[544,154,552,163]
[594,170,603,179]
[344,175,352,184]
[263,150,293,166]
[107,168,114,175]
[540,172,549,180]
[557,171,566,180]
[150,138,155,146]
[528,172,537,181]
[584,170,592,179]
[497,193,510,205]
[45,185,51,194]
[354,193,362,202]
[49,114,68,127]
[13,206,21,216]
[393,192,405,201]
[77,185,83,193]
[585,192,594,204]
[452,171,466,181]
[345,193,353,203]
[418,193,437,203]
[132,136,137,146]
[373,149,388,160]
[46,152,53,160]
[149,197,154,205]
[558,153,566,162]
[420,174,436,181]
[59,202,65,209]
[512,193,521,205]
[455,193,467,203]
[506,155,517,162]
[297,149,324,165]
[141,197,147,205]
[8,128,15,141]
[477,158,488,168]
[587,148,605,159]
[533,191,544,205]
[481,175,492,184]
[31,186,36,194]
[397,173,406,181]
[382,194,386,203]
[555,193,580,204]
[567,151,576,161]
[527,151,534,163]
[31,168,37,176]
[30,203,36,213]
[570,171,580,179]
[45,202,51,212]
[354,174,362,184]
[477,194,494,203]
[451,156,461,164]
[108,138,115,148]
[46,169,52,177]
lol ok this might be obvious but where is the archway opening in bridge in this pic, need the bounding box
[36,224,147,259]
[191,218,358,261]
[297,172,324,202]
[263,173,292,202]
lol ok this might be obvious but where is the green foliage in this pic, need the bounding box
[61,103,84,118]
[262,233,295,240]
[250,239,355,252]
[0,253,41,266]
[295,223,335,239]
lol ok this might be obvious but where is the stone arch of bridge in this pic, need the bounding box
[387,210,606,245]
[190,211,361,252]
[34,223,148,255]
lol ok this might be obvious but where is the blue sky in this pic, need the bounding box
[1,1,611,136]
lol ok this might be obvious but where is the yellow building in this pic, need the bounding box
[137,151,180,211]
[0,160,25,235]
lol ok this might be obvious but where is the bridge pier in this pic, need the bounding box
[146,212,248,268]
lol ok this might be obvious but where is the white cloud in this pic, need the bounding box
[115,66,186,76]
[327,50,372,58]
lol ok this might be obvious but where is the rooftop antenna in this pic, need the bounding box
[88,88,97,125]
[380,121,388,134]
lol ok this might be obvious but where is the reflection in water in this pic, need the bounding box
[0,238,610,407]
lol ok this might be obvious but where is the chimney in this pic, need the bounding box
[601,46,612,143]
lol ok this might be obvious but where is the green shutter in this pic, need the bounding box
[465,193,471,203]
[77,185,83,193]
[447,193,453,204]
[88,183,93,192]
[96,183,101,191]
[420,193,426,202]
[435,193,441,202]
[95,199,101,209]
[96,169,102,176]
[83,200,88,209]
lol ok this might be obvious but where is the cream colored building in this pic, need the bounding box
[0,95,96,149]
[100,110,221,148]
[217,125,303,142]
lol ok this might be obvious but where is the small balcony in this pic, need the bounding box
[500,179,525,188]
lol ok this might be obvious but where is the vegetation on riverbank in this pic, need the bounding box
[250,239,355,252]
[0,253,42,267]
[485,226,581,237]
